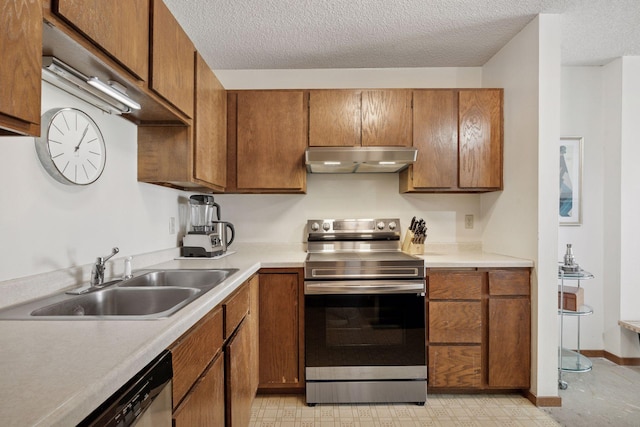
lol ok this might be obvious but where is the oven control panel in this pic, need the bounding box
[307,218,401,240]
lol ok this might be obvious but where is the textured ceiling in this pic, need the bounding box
[163,0,640,70]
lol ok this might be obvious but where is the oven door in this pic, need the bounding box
[305,280,426,373]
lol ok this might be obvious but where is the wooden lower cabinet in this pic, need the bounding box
[427,268,530,391]
[170,277,258,427]
[487,270,531,389]
[225,319,252,427]
[173,354,225,427]
[258,268,305,392]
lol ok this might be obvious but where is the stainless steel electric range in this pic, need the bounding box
[304,218,427,405]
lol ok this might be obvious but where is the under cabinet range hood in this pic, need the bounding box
[305,146,418,173]
[42,56,141,115]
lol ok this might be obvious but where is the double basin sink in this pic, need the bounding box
[0,269,239,320]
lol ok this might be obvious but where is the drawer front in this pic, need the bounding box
[429,301,482,343]
[488,269,530,296]
[170,306,224,408]
[429,345,482,388]
[428,271,483,300]
[224,282,250,338]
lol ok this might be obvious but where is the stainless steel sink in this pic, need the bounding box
[119,269,238,289]
[31,287,200,317]
[0,268,239,320]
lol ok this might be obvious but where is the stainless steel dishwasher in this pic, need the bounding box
[78,350,173,427]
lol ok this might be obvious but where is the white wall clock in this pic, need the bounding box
[35,108,106,185]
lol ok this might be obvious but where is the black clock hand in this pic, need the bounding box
[74,124,90,152]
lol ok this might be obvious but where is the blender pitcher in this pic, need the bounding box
[188,195,220,233]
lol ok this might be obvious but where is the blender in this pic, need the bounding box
[182,195,223,257]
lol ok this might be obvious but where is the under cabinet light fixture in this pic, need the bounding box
[87,77,141,110]
[41,56,137,115]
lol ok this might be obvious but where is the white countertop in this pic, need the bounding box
[0,243,531,426]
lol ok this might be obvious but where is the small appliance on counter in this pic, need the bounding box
[182,195,235,258]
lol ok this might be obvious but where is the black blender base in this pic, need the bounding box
[182,247,223,258]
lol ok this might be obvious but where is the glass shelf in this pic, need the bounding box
[559,347,593,372]
[558,304,594,316]
[558,267,594,280]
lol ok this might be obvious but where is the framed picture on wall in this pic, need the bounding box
[559,136,583,226]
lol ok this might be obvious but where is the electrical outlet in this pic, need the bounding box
[169,217,176,234]
[465,214,474,229]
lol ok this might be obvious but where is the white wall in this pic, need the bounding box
[604,57,640,358]
[558,67,605,351]
[213,175,483,245]
[215,67,482,89]
[481,15,561,398]
[619,57,640,357]
[0,83,187,283]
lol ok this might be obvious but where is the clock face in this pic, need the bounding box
[35,108,106,185]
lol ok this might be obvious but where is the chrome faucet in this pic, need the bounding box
[90,247,119,287]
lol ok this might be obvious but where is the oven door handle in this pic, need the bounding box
[304,280,425,295]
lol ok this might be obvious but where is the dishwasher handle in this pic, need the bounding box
[305,280,425,295]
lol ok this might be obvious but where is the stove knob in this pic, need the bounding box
[310,222,320,231]
[322,222,331,231]
[388,221,397,230]
[377,221,385,230]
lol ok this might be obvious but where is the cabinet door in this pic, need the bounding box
[258,271,303,389]
[54,0,149,80]
[361,90,412,147]
[0,0,41,136]
[458,89,503,189]
[488,298,530,388]
[429,346,482,388]
[173,354,225,427]
[235,91,306,192]
[408,90,458,188]
[429,301,482,343]
[193,53,226,190]
[308,90,361,147]
[248,275,260,396]
[151,0,194,117]
[226,321,252,427]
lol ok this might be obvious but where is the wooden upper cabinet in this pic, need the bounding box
[308,89,412,147]
[231,91,307,193]
[0,0,41,136]
[53,0,149,81]
[400,88,503,193]
[361,90,412,147]
[150,0,194,118]
[458,89,503,189]
[408,90,458,189]
[194,53,226,190]
[308,90,360,147]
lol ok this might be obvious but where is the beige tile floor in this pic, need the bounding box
[250,393,561,427]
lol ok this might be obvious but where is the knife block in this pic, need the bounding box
[402,230,424,255]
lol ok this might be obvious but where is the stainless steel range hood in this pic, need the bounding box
[305,146,417,173]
